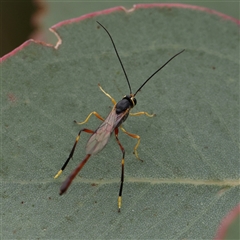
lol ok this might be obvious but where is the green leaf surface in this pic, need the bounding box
[2,5,239,239]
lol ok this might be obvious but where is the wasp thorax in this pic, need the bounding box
[115,95,135,114]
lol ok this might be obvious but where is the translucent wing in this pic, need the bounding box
[86,107,128,155]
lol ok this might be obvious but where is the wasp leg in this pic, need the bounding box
[114,128,125,212]
[120,126,143,162]
[59,154,91,195]
[74,111,104,125]
[98,84,117,105]
[125,112,154,160]
[130,111,155,117]
[54,128,94,179]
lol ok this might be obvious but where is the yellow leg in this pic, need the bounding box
[98,84,117,105]
[120,126,142,161]
[74,111,104,125]
[130,111,155,117]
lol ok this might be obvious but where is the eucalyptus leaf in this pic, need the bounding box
[2,6,239,239]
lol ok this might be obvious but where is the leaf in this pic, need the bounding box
[2,4,239,239]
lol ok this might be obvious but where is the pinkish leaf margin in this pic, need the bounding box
[1,3,239,62]
[214,203,240,239]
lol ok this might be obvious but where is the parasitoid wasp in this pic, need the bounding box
[54,21,185,212]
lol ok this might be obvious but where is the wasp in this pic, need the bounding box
[54,21,185,212]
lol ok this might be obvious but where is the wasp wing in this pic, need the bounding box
[86,107,128,155]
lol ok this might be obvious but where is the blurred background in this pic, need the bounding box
[1,0,239,57]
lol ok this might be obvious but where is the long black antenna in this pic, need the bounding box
[97,21,132,94]
[134,49,185,96]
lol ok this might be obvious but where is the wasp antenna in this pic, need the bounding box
[97,21,132,94]
[134,49,185,96]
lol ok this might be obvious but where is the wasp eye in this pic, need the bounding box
[133,98,137,105]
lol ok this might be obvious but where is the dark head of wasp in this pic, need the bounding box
[116,94,136,114]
